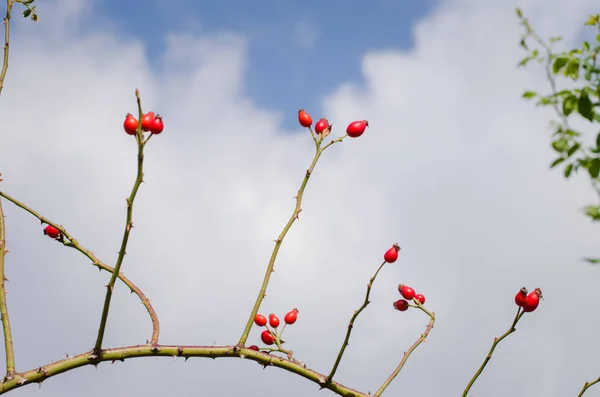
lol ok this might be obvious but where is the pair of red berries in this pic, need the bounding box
[43,225,60,239]
[297,109,368,138]
[393,284,426,312]
[515,287,543,312]
[384,243,401,263]
[254,309,298,346]
[123,111,164,135]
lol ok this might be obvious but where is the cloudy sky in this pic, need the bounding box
[1,0,599,396]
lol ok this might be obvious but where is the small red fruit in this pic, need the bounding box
[522,288,543,313]
[149,115,164,135]
[398,285,416,300]
[393,299,409,311]
[315,118,329,134]
[514,287,528,307]
[284,309,298,325]
[254,314,267,327]
[384,243,400,263]
[261,330,275,345]
[269,313,280,328]
[141,111,155,132]
[43,225,60,239]
[298,109,313,128]
[123,114,138,135]
[248,345,259,351]
[346,120,368,138]
[414,294,426,305]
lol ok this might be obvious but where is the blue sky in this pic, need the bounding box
[97,0,436,129]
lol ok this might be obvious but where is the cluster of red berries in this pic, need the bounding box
[515,287,543,312]
[123,111,164,136]
[248,309,298,350]
[297,109,368,138]
[393,284,427,312]
[43,225,61,239]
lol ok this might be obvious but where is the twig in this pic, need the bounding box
[0,343,371,396]
[0,181,15,378]
[578,376,600,397]
[237,132,347,346]
[462,306,524,397]
[373,301,435,396]
[0,0,13,97]
[93,89,148,352]
[0,190,160,345]
[327,260,388,382]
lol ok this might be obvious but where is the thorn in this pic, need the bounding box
[18,378,26,385]
[184,357,189,362]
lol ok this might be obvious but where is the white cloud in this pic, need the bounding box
[1,0,599,396]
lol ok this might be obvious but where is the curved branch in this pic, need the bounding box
[578,377,600,397]
[0,184,15,378]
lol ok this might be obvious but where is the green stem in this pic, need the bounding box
[327,260,388,382]
[373,302,435,396]
[0,190,160,344]
[578,376,600,397]
[237,133,346,347]
[0,196,15,378]
[0,0,13,98]
[93,89,147,352]
[462,306,524,397]
[0,344,369,396]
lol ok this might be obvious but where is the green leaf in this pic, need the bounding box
[583,257,600,264]
[597,33,600,43]
[552,56,568,74]
[522,91,537,98]
[567,143,581,157]
[566,59,580,80]
[583,41,590,51]
[549,36,563,43]
[596,131,600,148]
[586,15,599,26]
[550,157,565,168]
[565,129,581,137]
[515,7,522,17]
[564,163,574,177]
[22,8,30,18]
[584,204,600,220]
[563,95,577,116]
[578,91,594,121]
[552,137,569,152]
[588,158,600,178]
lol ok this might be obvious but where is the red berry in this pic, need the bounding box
[398,285,416,300]
[514,287,528,307]
[393,299,409,311]
[298,109,313,128]
[522,288,543,313]
[141,111,155,132]
[254,314,267,327]
[346,120,368,138]
[248,345,259,351]
[260,330,275,345]
[315,118,329,134]
[149,115,164,135]
[414,294,426,305]
[284,309,298,325]
[43,225,60,239]
[384,243,400,263]
[123,114,138,135]
[268,313,280,328]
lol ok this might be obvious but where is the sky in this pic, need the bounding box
[0,0,599,396]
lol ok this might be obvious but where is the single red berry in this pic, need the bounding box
[260,330,275,345]
[414,294,426,305]
[346,120,368,138]
[298,109,313,128]
[514,287,528,307]
[284,309,298,325]
[254,314,267,327]
[248,345,259,351]
[123,114,138,135]
[43,225,60,239]
[141,111,155,132]
[398,285,416,300]
[315,118,329,134]
[269,313,280,328]
[149,115,164,135]
[384,243,400,263]
[393,299,409,311]
[522,288,543,313]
